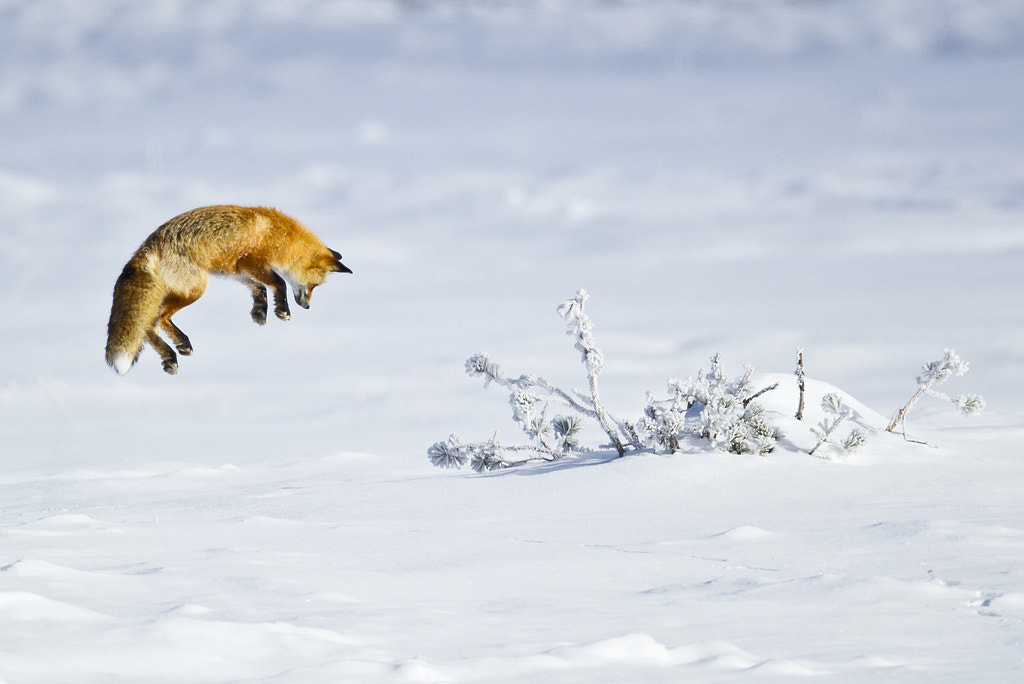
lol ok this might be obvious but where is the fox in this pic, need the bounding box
[105,204,351,375]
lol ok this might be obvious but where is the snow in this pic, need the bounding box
[2,0,1024,681]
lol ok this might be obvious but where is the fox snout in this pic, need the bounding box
[292,250,351,309]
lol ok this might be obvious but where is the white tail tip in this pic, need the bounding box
[112,353,134,375]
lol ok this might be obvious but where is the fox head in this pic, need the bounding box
[291,248,352,309]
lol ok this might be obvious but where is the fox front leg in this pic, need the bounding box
[267,272,291,321]
[237,258,291,322]
[242,274,289,324]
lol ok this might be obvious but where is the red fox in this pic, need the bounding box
[106,205,351,375]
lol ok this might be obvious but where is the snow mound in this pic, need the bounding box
[549,633,760,669]
[0,592,108,622]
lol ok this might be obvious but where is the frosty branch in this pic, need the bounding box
[886,349,985,435]
[557,290,626,456]
[808,393,867,458]
[427,433,569,472]
[429,290,638,471]
[795,347,806,421]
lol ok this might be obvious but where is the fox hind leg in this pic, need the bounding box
[153,292,202,371]
[146,328,179,375]
[160,318,193,356]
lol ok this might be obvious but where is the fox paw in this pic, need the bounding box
[275,308,291,321]
[161,359,178,375]
[251,308,267,325]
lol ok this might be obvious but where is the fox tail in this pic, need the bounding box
[105,260,163,375]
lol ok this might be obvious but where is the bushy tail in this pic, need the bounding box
[105,260,162,375]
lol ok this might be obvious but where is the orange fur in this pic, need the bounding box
[105,205,351,375]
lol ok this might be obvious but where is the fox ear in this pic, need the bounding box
[327,248,352,274]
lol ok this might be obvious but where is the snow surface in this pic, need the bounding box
[2,0,1024,681]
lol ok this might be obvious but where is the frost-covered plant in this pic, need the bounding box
[432,294,987,472]
[429,290,639,470]
[428,433,545,473]
[552,414,585,452]
[556,290,626,456]
[637,354,781,456]
[794,347,806,420]
[885,349,985,434]
[427,435,470,470]
[808,393,868,458]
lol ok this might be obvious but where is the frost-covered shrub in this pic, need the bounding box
[428,291,983,472]
[808,393,868,458]
[428,291,639,470]
[886,349,985,434]
[637,354,781,456]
